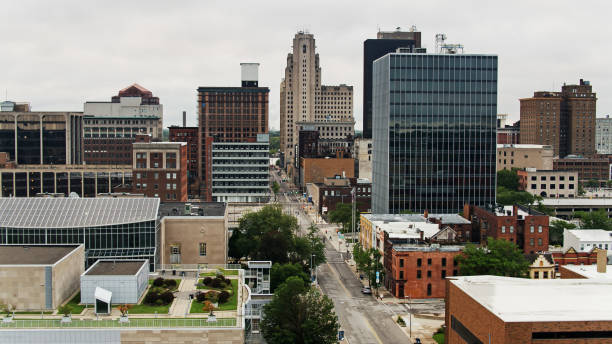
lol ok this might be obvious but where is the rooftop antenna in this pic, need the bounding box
[435,34,447,53]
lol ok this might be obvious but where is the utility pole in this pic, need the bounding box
[351,186,356,256]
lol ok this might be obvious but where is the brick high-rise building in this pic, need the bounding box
[197,63,269,201]
[169,124,199,197]
[132,142,188,202]
[279,32,354,171]
[520,79,596,158]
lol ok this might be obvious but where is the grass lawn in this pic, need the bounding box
[65,292,87,315]
[433,333,444,344]
[191,280,238,313]
[15,311,53,315]
[199,269,239,277]
[124,303,170,315]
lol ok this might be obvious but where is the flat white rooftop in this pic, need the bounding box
[451,275,612,322]
[541,198,612,206]
[562,264,612,279]
[496,144,551,149]
[566,229,612,242]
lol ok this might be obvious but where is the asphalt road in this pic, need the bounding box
[272,172,410,344]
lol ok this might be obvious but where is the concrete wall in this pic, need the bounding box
[496,145,553,171]
[80,262,148,305]
[0,265,46,310]
[53,246,85,308]
[161,217,227,265]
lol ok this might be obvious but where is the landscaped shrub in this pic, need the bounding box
[196,292,206,303]
[144,291,160,305]
[218,290,230,304]
[211,277,225,289]
[203,277,213,286]
[155,299,164,305]
[202,301,214,313]
[164,279,177,288]
[205,291,218,303]
[153,277,164,287]
[224,277,232,285]
[397,316,406,327]
[160,291,174,304]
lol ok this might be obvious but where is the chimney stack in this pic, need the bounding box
[597,249,607,273]
[182,111,186,127]
[240,63,259,87]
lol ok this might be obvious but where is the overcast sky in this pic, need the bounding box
[1,0,610,130]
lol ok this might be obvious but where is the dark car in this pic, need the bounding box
[361,286,372,294]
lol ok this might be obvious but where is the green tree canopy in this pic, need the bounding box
[496,186,536,206]
[585,179,599,188]
[271,182,280,200]
[497,169,519,191]
[261,276,339,344]
[327,203,356,233]
[353,245,384,288]
[455,238,529,277]
[574,209,612,231]
[549,220,576,246]
[270,263,310,292]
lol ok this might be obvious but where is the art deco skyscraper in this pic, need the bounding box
[280,32,354,170]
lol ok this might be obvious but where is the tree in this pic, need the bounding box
[353,245,384,288]
[327,203,354,233]
[496,186,536,206]
[578,183,586,196]
[586,179,599,188]
[574,209,612,231]
[270,263,310,291]
[271,182,280,201]
[228,204,298,262]
[607,180,612,188]
[261,276,339,344]
[455,239,529,277]
[549,220,576,246]
[497,169,519,191]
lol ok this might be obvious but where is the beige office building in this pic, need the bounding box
[518,168,578,198]
[159,202,228,266]
[280,32,354,169]
[355,138,372,180]
[496,144,554,171]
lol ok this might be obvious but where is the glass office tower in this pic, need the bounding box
[372,53,497,214]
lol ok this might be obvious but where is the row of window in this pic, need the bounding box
[398,269,458,280]
[530,183,575,190]
[530,175,575,181]
[400,257,457,268]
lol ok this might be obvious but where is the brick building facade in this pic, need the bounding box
[553,156,610,182]
[520,79,596,158]
[445,276,612,344]
[169,126,199,197]
[464,204,549,254]
[132,142,188,202]
[299,155,354,189]
[307,177,371,215]
[383,237,462,299]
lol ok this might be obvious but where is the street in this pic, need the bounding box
[271,169,410,344]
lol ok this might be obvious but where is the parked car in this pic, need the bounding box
[361,286,372,295]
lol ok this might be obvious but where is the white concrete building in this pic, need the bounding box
[80,260,149,305]
[563,229,612,254]
[355,138,372,180]
[521,168,578,198]
[596,115,612,154]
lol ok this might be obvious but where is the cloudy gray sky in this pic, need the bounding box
[1,0,610,130]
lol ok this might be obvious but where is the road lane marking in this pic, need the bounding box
[325,262,384,344]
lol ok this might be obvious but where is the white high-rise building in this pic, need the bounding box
[280,32,354,170]
[596,115,612,154]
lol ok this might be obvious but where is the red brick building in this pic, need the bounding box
[132,142,188,202]
[445,276,612,343]
[553,156,610,182]
[464,204,549,254]
[552,246,600,266]
[169,126,199,197]
[307,177,371,215]
[383,234,462,299]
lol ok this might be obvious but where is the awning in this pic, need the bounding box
[95,287,112,304]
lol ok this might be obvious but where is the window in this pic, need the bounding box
[569,184,575,189]
[530,238,535,246]
[538,238,543,246]
[427,284,432,296]
[136,173,141,179]
[501,226,506,233]
[442,258,447,267]
[531,184,536,189]
[154,162,159,168]
[173,173,177,179]
[453,270,458,276]
[166,184,171,189]
[538,226,543,233]
[427,258,432,265]
[417,258,422,267]
[534,271,539,279]
[166,173,171,179]
[154,172,159,180]
[417,270,421,279]
[530,226,535,233]
[541,176,546,181]
[199,243,207,256]
[560,176,565,181]
[543,271,549,279]
[453,259,458,267]
[171,246,180,254]
[569,176,575,181]
[510,226,514,233]
[427,271,432,278]
[441,270,447,278]
[399,259,404,268]
[541,184,546,189]
[399,271,404,279]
